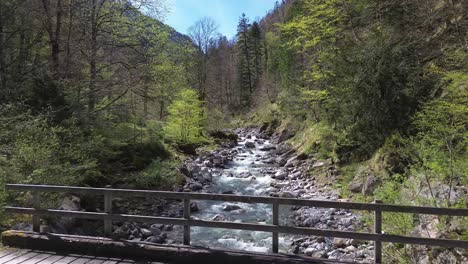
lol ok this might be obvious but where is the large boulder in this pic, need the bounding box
[362,175,380,195]
[348,181,363,193]
[347,167,381,195]
[222,204,242,211]
[271,127,295,144]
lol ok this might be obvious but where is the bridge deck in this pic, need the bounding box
[0,248,166,264]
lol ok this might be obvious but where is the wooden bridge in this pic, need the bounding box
[2,184,468,264]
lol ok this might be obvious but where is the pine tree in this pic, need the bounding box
[249,21,263,87]
[236,13,253,105]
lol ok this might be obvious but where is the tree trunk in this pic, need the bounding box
[64,0,74,79]
[0,1,6,95]
[88,0,98,117]
[52,0,63,80]
[41,0,62,80]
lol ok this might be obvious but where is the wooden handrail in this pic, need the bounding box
[6,184,468,216]
[4,184,468,264]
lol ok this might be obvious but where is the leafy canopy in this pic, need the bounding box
[164,89,205,144]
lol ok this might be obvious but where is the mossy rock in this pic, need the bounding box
[176,142,202,155]
[208,130,238,142]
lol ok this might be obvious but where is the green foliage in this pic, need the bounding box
[410,71,468,206]
[132,158,184,190]
[164,89,205,144]
[289,121,336,159]
[0,106,102,186]
[204,108,230,132]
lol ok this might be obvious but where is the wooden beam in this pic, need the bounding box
[5,206,468,249]
[6,184,468,216]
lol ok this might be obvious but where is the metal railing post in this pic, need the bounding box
[183,198,191,245]
[104,192,112,236]
[272,200,279,253]
[32,191,41,232]
[374,199,382,264]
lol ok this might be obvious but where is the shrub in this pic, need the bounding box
[132,159,184,190]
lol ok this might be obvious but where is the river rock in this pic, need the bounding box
[146,235,165,244]
[184,161,201,178]
[213,157,225,168]
[338,217,354,227]
[304,247,316,256]
[259,145,276,151]
[223,204,242,211]
[200,168,213,182]
[302,215,321,227]
[350,239,364,246]
[188,182,203,191]
[274,169,288,180]
[203,160,213,167]
[333,238,348,248]
[190,201,199,212]
[271,127,294,143]
[276,158,287,166]
[312,251,327,258]
[345,245,357,252]
[211,214,226,221]
[112,226,128,239]
[140,228,153,238]
[245,141,256,148]
[279,191,295,198]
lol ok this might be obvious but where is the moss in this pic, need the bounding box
[288,121,336,159]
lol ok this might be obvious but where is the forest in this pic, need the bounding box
[0,0,466,263]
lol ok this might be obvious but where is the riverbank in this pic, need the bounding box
[8,127,375,263]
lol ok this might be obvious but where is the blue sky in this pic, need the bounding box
[164,0,277,39]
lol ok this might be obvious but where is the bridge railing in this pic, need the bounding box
[4,184,468,264]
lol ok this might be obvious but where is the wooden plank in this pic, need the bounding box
[3,251,39,264]
[52,256,79,264]
[374,200,382,264]
[85,258,108,264]
[104,193,113,236]
[32,191,41,232]
[5,207,188,226]
[183,198,191,246]
[0,248,18,258]
[36,254,67,264]
[0,249,31,263]
[68,257,93,264]
[20,253,54,264]
[272,201,279,253]
[7,184,468,216]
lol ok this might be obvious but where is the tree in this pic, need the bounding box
[249,21,263,86]
[237,13,253,105]
[164,89,204,144]
[188,17,218,102]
